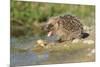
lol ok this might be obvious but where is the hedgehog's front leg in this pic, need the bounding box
[56,38,64,43]
[56,36,66,43]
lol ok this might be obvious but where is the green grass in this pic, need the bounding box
[11,0,95,37]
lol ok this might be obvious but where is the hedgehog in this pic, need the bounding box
[44,14,89,42]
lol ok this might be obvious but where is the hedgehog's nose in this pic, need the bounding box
[42,25,49,32]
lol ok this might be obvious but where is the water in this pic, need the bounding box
[10,36,95,66]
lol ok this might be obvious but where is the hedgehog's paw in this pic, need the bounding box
[56,38,65,43]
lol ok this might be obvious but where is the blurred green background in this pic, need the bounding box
[11,0,95,38]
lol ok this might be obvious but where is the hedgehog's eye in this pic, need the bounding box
[49,24,54,27]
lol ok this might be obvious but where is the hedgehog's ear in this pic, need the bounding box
[56,19,60,24]
[56,20,61,27]
[57,19,63,24]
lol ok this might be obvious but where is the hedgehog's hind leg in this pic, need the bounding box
[68,32,81,41]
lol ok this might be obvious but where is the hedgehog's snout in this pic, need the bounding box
[43,23,54,37]
[41,24,48,32]
[43,25,49,32]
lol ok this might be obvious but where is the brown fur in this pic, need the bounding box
[44,14,88,42]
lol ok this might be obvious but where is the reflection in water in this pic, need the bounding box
[10,37,95,66]
[11,50,49,66]
[10,37,50,66]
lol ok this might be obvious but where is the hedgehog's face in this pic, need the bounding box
[44,18,59,37]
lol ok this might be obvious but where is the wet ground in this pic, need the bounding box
[10,33,95,66]
[10,25,95,66]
